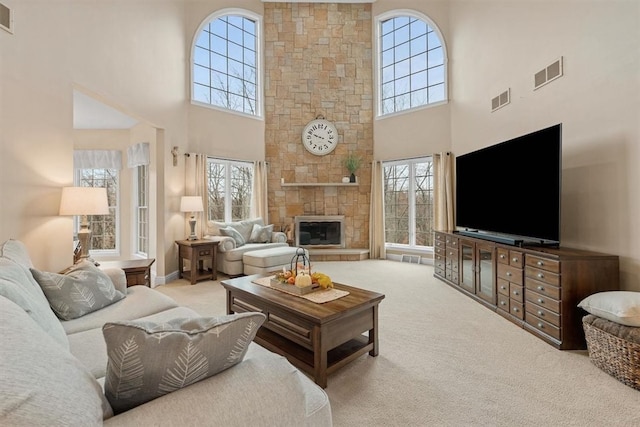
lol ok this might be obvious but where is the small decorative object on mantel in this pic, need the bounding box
[343,153,362,183]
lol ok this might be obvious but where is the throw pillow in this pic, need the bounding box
[249,223,274,243]
[578,291,640,327]
[219,226,246,247]
[102,312,266,414]
[30,261,125,320]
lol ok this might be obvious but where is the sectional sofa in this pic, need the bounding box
[0,239,332,426]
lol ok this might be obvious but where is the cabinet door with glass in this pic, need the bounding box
[475,242,496,304]
[458,239,475,294]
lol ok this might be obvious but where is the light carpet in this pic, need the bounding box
[157,259,640,426]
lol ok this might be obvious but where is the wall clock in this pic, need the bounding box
[302,116,338,156]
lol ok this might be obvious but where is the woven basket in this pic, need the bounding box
[583,320,640,391]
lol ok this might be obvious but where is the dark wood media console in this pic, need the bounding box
[434,231,620,350]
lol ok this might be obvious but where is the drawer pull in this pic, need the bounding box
[537,323,544,329]
[537,273,544,279]
[500,254,506,259]
[513,290,519,296]
[500,285,507,290]
[506,272,512,277]
[449,252,453,256]
[513,307,519,313]
[537,285,544,291]
[512,257,518,263]
[537,298,544,304]
[537,310,544,316]
[500,301,506,306]
[537,260,544,266]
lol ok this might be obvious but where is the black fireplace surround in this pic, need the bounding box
[294,215,345,248]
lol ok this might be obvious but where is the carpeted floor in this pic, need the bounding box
[157,260,640,426]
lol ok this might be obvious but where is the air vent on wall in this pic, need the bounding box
[491,88,510,112]
[534,57,563,90]
[0,2,12,34]
[401,254,421,264]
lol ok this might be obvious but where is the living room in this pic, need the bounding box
[1,0,639,424]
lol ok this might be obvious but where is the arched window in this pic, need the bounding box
[376,11,447,116]
[191,9,262,117]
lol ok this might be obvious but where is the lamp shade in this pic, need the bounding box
[180,196,204,213]
[59,187,110,216]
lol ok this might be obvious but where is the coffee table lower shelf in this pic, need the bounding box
[255,327,373,381]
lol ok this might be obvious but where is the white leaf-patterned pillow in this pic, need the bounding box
[102,313,266,414]
[30,261,125,320]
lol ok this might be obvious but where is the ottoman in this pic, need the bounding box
[243,247,309,276]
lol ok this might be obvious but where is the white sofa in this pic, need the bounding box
[204,217,288,276]
[0,239,332,426]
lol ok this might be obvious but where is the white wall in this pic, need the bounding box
[448,0,640,290]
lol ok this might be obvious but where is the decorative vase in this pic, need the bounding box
[342,176,350,183]
[349,173,356,183]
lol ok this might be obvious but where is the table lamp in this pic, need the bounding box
[180,196,204,241]
[59,187,110,264]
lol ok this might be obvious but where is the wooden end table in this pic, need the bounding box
[221,274,385,388]
[176,239,217,284]
[99,258,155,287]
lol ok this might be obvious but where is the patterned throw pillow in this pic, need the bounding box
[30,261,125,320]
[102,313,266,414]
[249,223,274,243]
[219,226,246,247]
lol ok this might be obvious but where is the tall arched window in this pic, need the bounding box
[376,11,447,116]
[191,9,262,117]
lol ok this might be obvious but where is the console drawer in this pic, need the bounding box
[498,264,523,286]
[525,278,560,300]
[435,254,445,270]
[510,300,524,320]
[525,266,560,286]
[526,312,561,340]
[510,284,524,303]
[497,293,510,311]
[525,290,560,313]
[525,255,560,274]
[497,278,510,296]
[525,302,561,327]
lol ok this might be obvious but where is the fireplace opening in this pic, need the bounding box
[295,215,345,248]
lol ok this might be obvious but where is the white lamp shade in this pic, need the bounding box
[180,196,204,213]
[59,187,110,216]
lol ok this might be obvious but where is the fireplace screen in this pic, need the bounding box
[295,215,345,248]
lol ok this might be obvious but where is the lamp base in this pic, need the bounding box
[187,217,198,241]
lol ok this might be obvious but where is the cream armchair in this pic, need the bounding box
[204,218,288,276]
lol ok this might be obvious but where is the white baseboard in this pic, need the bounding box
[153,270,180,287]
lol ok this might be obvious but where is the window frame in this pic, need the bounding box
[133,164,149,257]
[374,10,448,119]
[383,156,435,250]
[190,8,264,120]
[205,157,254,223]
[74,168,120,257]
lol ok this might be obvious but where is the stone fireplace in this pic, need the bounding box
[295,215,345,248]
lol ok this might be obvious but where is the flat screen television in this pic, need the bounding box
[455,124,562,247]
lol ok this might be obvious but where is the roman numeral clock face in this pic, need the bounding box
[302,119,338,156]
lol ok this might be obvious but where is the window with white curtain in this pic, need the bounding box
[376,11,447,117]
[383,157,434,248]
[206,158,253,222]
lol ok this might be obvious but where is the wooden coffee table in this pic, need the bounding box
[221,274,385,388]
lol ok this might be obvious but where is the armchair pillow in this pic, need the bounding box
[249,223,274,243]
[219,226,246,247]
[102,312,266,414]
[30,260,125,320]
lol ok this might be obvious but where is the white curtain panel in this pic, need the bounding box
[250,161,268,221]
[73,150,122,170]
[184,153,208,238]
[126,142,150,168]
[369,160,386,259]
[433,152,455,231]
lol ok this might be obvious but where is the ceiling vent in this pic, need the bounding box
[0,2,12,34]
[534,57,563,90]
[491,88,510,112]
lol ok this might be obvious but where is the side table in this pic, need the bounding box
[100,259,156,287]
[175,239,217,284]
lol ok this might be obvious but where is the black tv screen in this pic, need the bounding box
[455,124,562,246]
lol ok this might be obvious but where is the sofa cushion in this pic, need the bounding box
[249,223,274,243]
[209,217,264,242]
[0,258,69,349]
[0,295,111,425]
[103,312,266,414]
[219,226,246,247]
[68,306,200,379]
[30,260,125,320]
[61,285,179,334]
[0,238,36,268]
